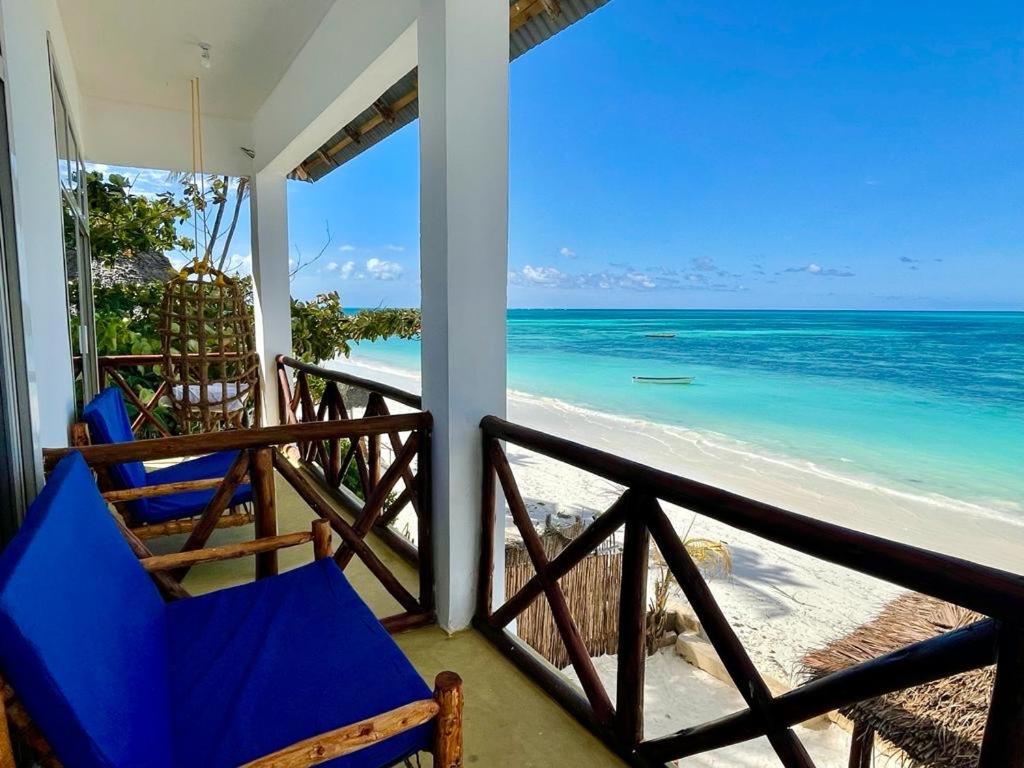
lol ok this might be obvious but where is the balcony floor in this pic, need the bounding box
[146,470,625,768]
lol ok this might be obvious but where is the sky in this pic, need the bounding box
[110,0,1024,310]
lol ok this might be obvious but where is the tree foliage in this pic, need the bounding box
[78,170,421,371]
[81,172,193,264]
[290,292,420,364]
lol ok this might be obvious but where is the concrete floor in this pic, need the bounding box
[147,471,626,768]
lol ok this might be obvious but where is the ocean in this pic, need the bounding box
[346,310,1024,521]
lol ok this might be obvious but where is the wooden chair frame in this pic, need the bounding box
[0,523,463,768]
[68,420,254,542]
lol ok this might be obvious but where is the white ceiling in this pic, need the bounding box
[57,0,336,119]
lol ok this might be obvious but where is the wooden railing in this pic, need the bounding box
[96,354,172,436]
[276,356,426,566]
[44,417,435,633]
[82,354,262,438]
[476,416,1024,768]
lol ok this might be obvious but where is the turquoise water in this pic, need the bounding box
[349,310,1024,517]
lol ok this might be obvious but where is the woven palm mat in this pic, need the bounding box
[801,592,993,767]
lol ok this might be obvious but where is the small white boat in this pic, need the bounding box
[632,376,694,384]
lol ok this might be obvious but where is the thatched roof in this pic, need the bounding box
[66,251,176,287]
[291,0,613,182]
[802,593,993,768]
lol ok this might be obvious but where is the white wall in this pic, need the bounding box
[252,0,416,174]
[0,0,83,452]
[84,95,252,176]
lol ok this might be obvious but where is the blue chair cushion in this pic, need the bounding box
[82,388,253,525]
[82,387,147,494]
[166,558,433,768]
[141,451,253,525]
[0,453,173,768]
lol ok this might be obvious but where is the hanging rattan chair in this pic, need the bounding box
[159,258,260,433]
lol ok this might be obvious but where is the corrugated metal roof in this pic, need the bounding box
[291,0,612,182]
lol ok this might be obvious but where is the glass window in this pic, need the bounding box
[50,54,96,408]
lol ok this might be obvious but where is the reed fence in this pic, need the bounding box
[505,525,623,669]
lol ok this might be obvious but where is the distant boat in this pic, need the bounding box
[644,332,676,338]
[632,376,694,384]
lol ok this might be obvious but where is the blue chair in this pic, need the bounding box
[0,453,462,767]
[81,387,253,530]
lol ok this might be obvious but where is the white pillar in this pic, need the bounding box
[418,0,509,631]
[250,170,292,426]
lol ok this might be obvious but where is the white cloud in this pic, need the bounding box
[365,257,404,281]
[507,262,744,292]
[559,246,576,258]
[779,263,855,277]
[339,260,355,279]
[509,264,663,291]
[326,261,339,272]
[339,244,356,252]
[384,244,406,253]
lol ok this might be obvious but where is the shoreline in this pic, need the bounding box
[329,353,1023,682]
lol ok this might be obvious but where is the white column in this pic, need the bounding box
[418,0,509,631]
[249,170,292,426]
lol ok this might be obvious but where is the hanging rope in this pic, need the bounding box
[158,76,259,433]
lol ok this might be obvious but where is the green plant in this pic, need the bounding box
[80,172,193,264]
[290,291,420,364]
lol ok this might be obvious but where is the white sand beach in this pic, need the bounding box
[329,354,1022,764]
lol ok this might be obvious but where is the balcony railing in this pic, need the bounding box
[476,416,1024,768]
[276,356,427,568]
[83,354,263,438]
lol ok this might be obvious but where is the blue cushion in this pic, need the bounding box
[82,388,148,498]
[141,451,253,525]
[0,453,172,768]
[83,388,253,525]
[166,559,433,768]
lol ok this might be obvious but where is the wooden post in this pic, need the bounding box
[848,720,873,768]
[417,425,435,614]
[616,511,650,748]
[250,447,278,579]
[979,622,1024,766]
[312,518,333,560]
[475,437,496,619]
[432,671,464,768]
[0,687,16,768]
[69,422,90,448]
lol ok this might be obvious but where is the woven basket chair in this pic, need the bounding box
[159,259,260,434]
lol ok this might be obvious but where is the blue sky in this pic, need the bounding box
[118,0,1024,310]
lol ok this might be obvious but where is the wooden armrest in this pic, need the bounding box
[139,520,332,572]
[242,671,462,768]
[103,477,225,502]
[241,699,439,768]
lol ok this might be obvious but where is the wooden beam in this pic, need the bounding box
[250,447,279,579]
[43,414,431,469]
[490,441,615,726]
[646,500,814,767]
[241,699,440,768]
[141,531,313,572]
[640,617,997,761]
[616,513,650,747]
[979,621,1024,766]
[102,477,223,502]
[481,415,1024,622]
[172,450,251,580]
